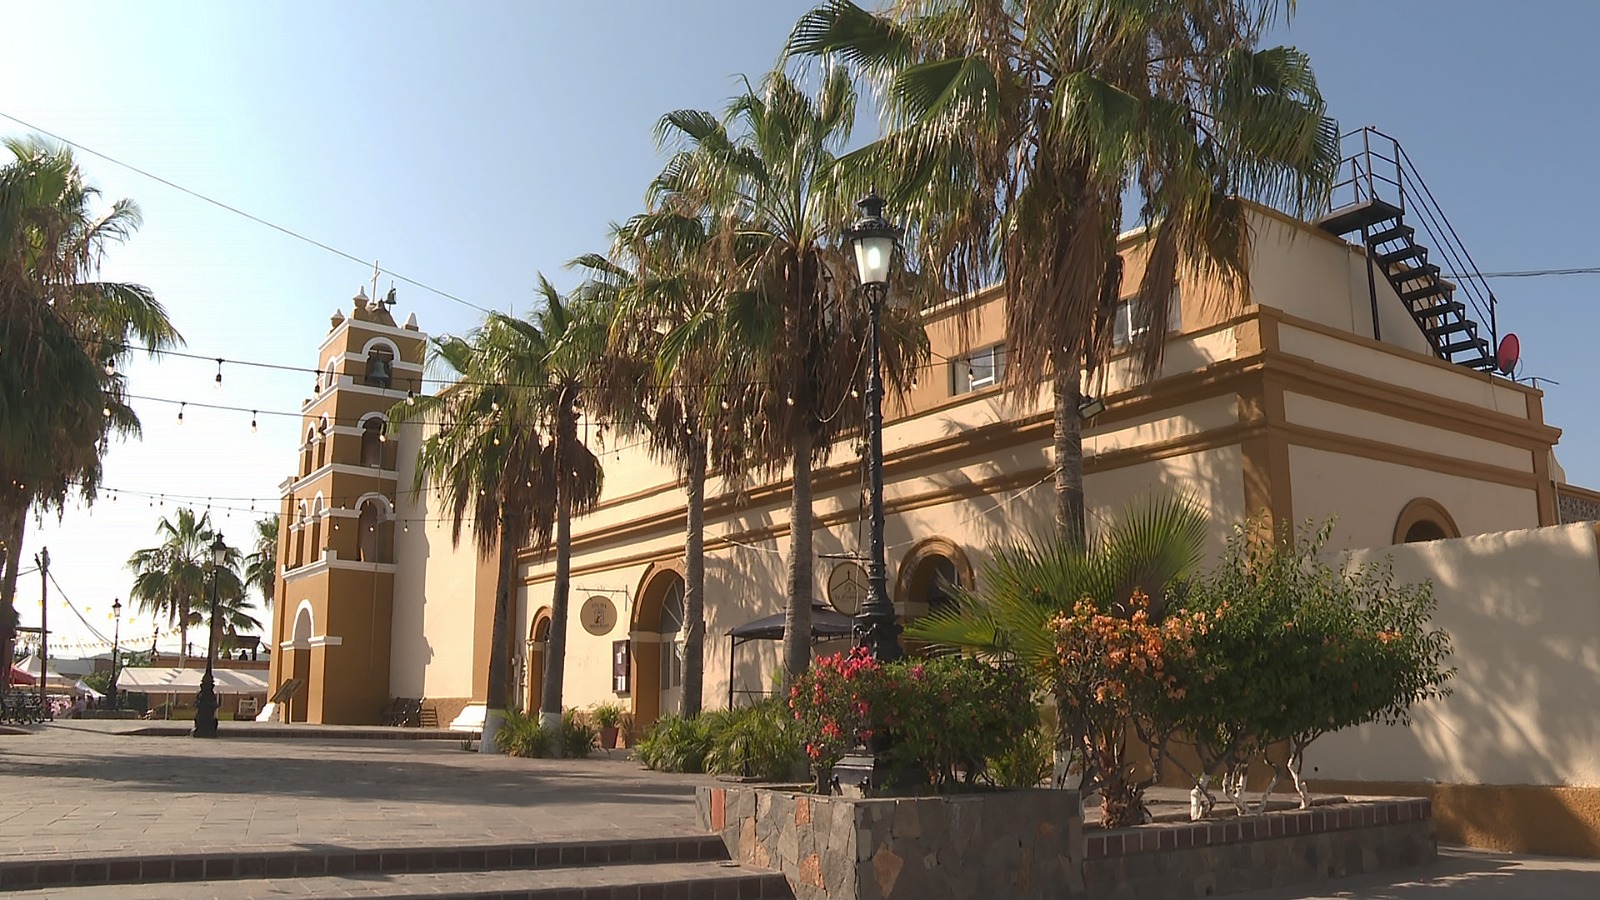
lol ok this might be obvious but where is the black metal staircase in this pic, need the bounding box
[1316,127,1498,371]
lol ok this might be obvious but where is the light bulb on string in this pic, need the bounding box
[851,388,860,399]
[251,411,258,433]
[215,358,223,388]
[102,406,111,418]
[104,360,115,376]
[786,395,795,406]
[177,403,185,424]
[720,399,730,410]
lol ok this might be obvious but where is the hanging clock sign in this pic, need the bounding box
[581,596,618,636]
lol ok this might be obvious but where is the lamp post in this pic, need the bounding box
[845,191,904,665]
[193,535,226,739]
[107,598,122,710]
[827,192,908,798]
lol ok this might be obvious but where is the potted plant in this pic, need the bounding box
[593,702,624,749]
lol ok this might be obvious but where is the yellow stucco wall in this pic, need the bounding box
[1315,523,1600,789]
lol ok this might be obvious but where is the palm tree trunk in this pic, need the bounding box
[540,393,577,754]
[1052,354,1087,551]
[178,616,189,668]
[680,437,707,717]
[0,502,26,685]
[479,518,518,754]
[782,428,815,687]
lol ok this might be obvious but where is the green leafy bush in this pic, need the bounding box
[562,708,598,759]
[495,711,554,758]
[1163,520,1454,812]
[989,721,1053,789]
[704,700,804,782]
[636,714,714,773]
[789,649,1038,789]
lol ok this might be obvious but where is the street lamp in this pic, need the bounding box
[193,534,226,738]
[107,598,122,710]
[845,190,904,666]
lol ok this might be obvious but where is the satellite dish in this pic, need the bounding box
[1496,333,1520,375]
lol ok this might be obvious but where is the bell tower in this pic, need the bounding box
[266,286,427,723]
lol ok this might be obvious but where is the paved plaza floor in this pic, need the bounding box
[2,721,1598,897]
[0,721,707,862]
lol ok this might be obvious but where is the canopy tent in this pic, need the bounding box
[73,679,105,700]
[7,665,35,687]
[12,656,78,692]
[726,603,856,707]
[116,666,269,695]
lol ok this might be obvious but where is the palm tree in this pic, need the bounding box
[908,493,1208,824]
[244,514,279,609]
[653,67,928,685]
[1,137,181,681]
[575,209,743,718]
[392,284,605,753]
[791,0,1339,547]
[126,509,243,666]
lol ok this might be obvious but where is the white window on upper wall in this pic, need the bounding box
[951,343,1007,395]
[1111,287,1182,350]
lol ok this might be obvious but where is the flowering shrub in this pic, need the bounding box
[788,648,1037,789]
[1047,589,1212,826]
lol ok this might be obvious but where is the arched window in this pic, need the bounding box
[1393,498,1461,544]
[294,502,309,568]
[315,416,329,470]
[360,416,386,468]
[357,498,392,563]
[309,496,325,561]
[302,427,316,476]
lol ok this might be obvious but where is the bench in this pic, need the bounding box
[381,697,422,727]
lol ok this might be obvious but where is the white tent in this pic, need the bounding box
[14,656,78,692]
[116,667,269,695]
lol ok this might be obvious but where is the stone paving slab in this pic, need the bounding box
[3,860,792,899]
[0,723,707,863]
[1229,846,1600,899]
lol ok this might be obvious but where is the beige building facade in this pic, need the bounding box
[268,204,1599,855]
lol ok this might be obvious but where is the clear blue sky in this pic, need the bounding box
[5,1,1598,654]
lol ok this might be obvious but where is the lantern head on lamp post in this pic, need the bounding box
[193,534,226,738]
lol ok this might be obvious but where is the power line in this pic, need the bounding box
[1444,267,1600,280]
[0,109,499,317]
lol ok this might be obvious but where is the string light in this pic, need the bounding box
[214,358,223,388]
[251,411,258,432]
[102,405,111,418]
[177,403,185,424]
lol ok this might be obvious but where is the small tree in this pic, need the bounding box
[1169,521,1455,812]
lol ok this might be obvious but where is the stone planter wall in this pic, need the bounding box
[1082,798,1435,900]
[699,788,1435,900]
[697,786,1084,900]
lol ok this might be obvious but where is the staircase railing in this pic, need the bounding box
[1333,127,1499,359]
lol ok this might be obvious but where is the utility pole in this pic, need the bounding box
[35,548,48,713]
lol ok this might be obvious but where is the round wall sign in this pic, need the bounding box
[580,596,618,636]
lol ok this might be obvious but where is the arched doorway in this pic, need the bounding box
[895,538,975,653]
[629,561,687,730]
[287,603,314,723]
[525,609,551,714]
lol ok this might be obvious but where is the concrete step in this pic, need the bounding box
[0,835,730,891]
[2,859,794,899]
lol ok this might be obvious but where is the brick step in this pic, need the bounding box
[1,859,794,900]
[0,835,729,891]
